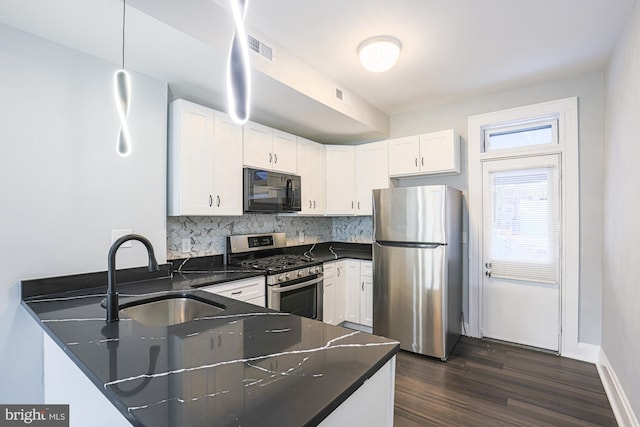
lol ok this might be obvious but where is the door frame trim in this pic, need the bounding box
[468,97,586,360]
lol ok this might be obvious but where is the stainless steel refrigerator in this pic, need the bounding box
[373,185,462,361]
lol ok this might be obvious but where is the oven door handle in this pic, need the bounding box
[270,276,323,293]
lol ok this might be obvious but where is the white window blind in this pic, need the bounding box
[489,167,559,284]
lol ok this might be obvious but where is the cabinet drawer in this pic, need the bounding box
[200,277,265,304]
[323,261,337,278]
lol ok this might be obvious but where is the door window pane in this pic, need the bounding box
[489,167,559,283]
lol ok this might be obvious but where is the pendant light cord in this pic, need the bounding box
[121,0,126,69]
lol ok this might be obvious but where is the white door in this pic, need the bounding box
[481,154,561,351]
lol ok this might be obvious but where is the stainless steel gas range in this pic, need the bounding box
[227,233,323,321]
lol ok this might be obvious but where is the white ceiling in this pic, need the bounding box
[0,0,635,143]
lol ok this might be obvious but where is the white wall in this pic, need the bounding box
[0,24,167,402]
[603,1,640,417]
[390,72,604,345]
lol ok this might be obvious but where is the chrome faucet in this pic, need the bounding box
[106,234,159,322]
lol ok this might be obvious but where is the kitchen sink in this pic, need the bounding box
[120,294,226,326]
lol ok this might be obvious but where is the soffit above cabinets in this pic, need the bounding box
[0,0,633,144]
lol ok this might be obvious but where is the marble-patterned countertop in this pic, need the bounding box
[21,268,397,427]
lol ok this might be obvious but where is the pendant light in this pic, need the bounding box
[227,0,251,124]
[114,0,132,156]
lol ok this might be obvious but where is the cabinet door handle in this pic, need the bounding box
[362,282,364,291]
[313,200,316,209]
[357,201,360,210]
[309,200,313,209]
[231,290,242,295]
[351,201,354,209]
[337,267,341,277]
[421,157,424,166]
[415,158,418,167]
[209,195,213,207]
[269,153,273,163]
[216,195,221,207]
[274,153,278,164]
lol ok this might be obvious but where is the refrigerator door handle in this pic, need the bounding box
[376,240,444,249]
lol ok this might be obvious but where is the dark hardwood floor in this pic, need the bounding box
[394,337,617,426]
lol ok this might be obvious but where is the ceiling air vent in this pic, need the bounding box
[335,87,350,105]
[247,34,274,62]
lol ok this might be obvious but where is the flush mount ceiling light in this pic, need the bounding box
[114,0,132,157]
[357,36,402,73]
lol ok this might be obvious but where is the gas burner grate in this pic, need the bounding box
[236,254,314,272]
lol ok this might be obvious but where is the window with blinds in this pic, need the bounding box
[488,167,559,284]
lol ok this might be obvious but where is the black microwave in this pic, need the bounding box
[243,168,301,213]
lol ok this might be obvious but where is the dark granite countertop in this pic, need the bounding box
[21,262,397,427]
[282,241,372,263]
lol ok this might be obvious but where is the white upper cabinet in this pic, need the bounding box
[213,113,244,215]
[243,121,297,173]
[419,129,460,174]
[326,142,388,216]
[355,141,389,215]
[272,129,297,173]
[388,135,420,176]
[325,145,356,215]
[388,129,460,177]
[297,137,326,215]
[168,99,243,216]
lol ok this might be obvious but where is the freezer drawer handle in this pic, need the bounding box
[485,262,492,277]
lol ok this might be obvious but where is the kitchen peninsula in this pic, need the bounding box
[21,267,398,426]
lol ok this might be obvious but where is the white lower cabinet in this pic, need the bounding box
[200,276,266,307]
[324,259,371,328]
[344,260,373,327]
[360,261,373,327]
[323,260,346,325]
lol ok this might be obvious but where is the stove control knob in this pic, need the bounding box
[311,267,319,274]
[278,274,285,282]
[285,273,291,281]
[297,270,304,277]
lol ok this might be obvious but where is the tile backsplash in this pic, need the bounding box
[167,215,373,259]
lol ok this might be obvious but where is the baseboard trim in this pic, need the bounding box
[597,349,640,427]
[561,342,600,363]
